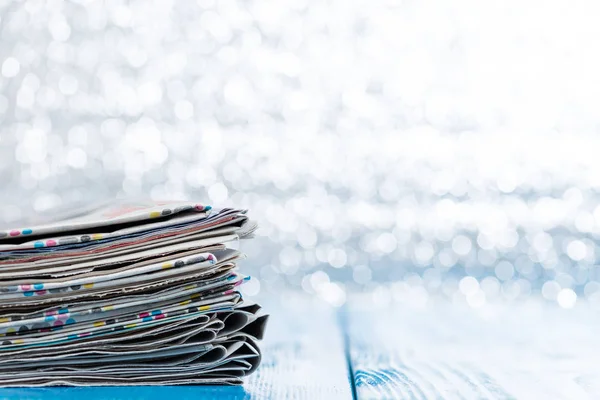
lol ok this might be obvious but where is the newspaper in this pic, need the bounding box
[0,200,267,386]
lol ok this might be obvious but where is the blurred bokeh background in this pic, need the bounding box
[1,0,600,308]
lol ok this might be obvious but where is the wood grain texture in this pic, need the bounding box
[3,293,599,400]
[345,296,600,400]
[0,295,353,400]
[242,295,353,399]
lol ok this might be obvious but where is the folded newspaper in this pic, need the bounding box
[0,200,268,386]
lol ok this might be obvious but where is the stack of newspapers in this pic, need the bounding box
[0,200,267,386]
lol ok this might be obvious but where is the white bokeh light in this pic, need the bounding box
[557,288,577,309]
[0,0,598,305]
[1,57,20,78]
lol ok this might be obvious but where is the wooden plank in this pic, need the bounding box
[0,294,353,399]
[345,295,600,400]
[0,386,249,400]
[243,294,354,399]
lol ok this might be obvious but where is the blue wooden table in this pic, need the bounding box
[1,293,598,399]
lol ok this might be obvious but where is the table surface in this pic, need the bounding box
[1,294,599,400]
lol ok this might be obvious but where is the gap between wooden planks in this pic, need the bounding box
[3,294,599,399]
